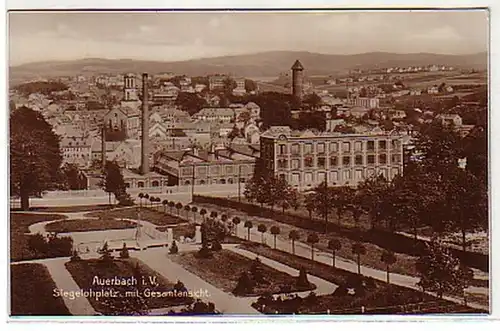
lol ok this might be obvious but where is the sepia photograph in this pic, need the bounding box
[7,9,489,318]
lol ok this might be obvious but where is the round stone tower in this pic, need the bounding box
[291,59,304,102]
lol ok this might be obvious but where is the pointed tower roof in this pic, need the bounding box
[291,60,304,70]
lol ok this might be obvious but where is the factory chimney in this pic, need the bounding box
[101,124,106,171]
[140,73,150,175]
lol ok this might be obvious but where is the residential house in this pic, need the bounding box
[192,108,234,123]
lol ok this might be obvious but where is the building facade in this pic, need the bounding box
[154,146,258,186]
[260,126,404,190]
[354,97,380,109]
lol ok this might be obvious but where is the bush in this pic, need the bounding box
[169,241,179,254]
[211,240,222,251]
[70,249,81,262]
[233,271,255,295]
[27,233,73,259]
[296,267,310,287]
[99,242,114,262]
[120,243,130,258]
[196,243,213,258]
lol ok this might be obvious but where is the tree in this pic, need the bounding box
[120,242,130,258]
[149,196,155,208]
[357,174,391,230]
[327,238,342,268]
[352,242,366,274]
[348,193,365,230]
[444,167,488,253]
[155,197,162,211]
[276,181,300,214]
[306,233,319,261]
[184,204,192,219]
[168,201,175,214]
[139,193,144,207]
[162,199,168,213]
[10,107,63,210]
[416,240,473,299]
[99,161,126,206]
[270,226,280,249]
[175,92,208,115]
[289,230,300,255]
[232,217,241,236]
[414,121,464,175]
[62,163,87,190]
[245,79,258,93]
[257,224,267,244]
[303,93,322,111]
[191,206,198,223]
[200,208,207,222]
[244,220,253,240]
[175,202,183,216]
[381,250,397,283]
[330,185,355,226]
[304,194,315,221]
[309,181,335,233]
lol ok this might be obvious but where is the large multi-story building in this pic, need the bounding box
[260,126,404,190]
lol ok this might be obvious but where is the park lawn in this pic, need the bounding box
[169,249,316,297]
[11,263,71,316]
[45,219,137,233]
[65,257,193,315]
[240,243,485,314]
[85,207,188,226]
[10,213,67,261]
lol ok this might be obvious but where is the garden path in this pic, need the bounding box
[132,248,261,315]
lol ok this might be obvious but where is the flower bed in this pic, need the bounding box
[85,207,188,226]
[169,249,316,297]
[11,263,71,316]
[45,219,137,233]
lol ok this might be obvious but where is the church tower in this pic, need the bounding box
[291,60,304,103]
[124,73,138,101]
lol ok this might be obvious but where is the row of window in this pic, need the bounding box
[283,167,400,184]
[64,154,89,159]
[180,165,254,176]
[182,178,247,186]
[277,154,402,169]
[277,140,401,155]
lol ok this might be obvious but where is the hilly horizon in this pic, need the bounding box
[9,50,487,85]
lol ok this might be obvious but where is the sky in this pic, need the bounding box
[8,10,489,66]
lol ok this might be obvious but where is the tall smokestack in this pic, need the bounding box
[141,73,150,175]
[101,124,106,171]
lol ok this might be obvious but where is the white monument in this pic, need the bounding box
[167,228,174,242]
[195,225,202,244]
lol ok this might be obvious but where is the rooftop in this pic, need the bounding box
[291,60,304,71]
